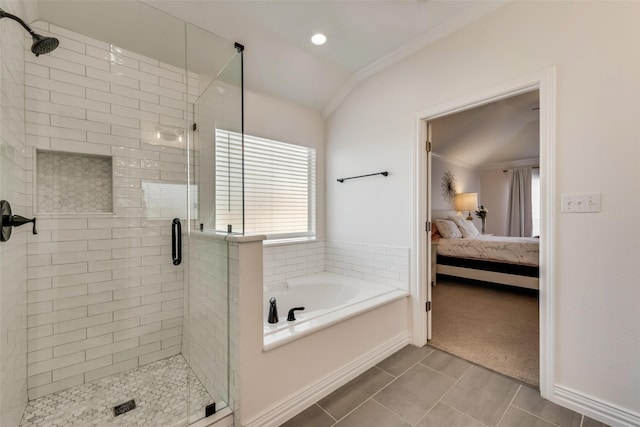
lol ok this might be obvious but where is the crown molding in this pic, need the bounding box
[323,1,509,118]
[321,75,358,119]
[432,154,540,172]
[355,1,508,82]
[481,157,539,171]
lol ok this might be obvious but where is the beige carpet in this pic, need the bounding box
[429,276,539,387]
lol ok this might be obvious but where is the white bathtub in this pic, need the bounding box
[263,272,408,351]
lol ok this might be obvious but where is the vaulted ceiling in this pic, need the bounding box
[430,90,540,169]
[35,1,537,164]
[37,0,508,116]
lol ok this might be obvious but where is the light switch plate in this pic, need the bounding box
[561,193,601,213]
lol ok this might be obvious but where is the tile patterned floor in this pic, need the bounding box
[282,345,610,427]
[19,355,216,427]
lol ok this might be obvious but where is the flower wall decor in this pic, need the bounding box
[441,170,458,203]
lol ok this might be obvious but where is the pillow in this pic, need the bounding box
[448,215,481,238]
[431,222,442,241]
[434,219,462,239]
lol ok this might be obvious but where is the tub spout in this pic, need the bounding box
[268,297,279,323]
[287,306,305,321]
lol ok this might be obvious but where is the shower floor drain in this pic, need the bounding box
[113,399,136,416]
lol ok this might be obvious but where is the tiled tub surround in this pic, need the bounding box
[234,237,410,426]
[23,22,201,400]
[263,272,409,351]
[263,240,409,292]
[19,354,214,427]
[0,2,29,426]
[262,240,410,352]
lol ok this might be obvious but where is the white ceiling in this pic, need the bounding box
[35,1,536,163]
[36,0,507,116]
[430,90,540,169]
[143,0,507,115]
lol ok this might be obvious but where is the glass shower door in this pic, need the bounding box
[20,3,195,425]
[0,1,241,425]
[185,22,243,421]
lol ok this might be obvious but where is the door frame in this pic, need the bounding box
[412,68,556,398]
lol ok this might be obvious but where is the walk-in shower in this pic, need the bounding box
[0,1,242,426]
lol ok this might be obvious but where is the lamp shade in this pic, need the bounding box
[455,192,478,212]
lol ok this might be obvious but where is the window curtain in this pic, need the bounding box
[507,167,533,237]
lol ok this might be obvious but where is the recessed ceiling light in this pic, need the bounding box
[311,33,327,46]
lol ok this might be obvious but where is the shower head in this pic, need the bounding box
[0,8,59,57]
[31,33,59,56]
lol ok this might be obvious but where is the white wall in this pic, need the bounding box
[326,1,640,421]
[480,168,509,236]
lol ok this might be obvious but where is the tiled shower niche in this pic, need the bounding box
[36,150,113,213]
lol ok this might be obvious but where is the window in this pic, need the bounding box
[531,168,540,237]
[215,129,316,240]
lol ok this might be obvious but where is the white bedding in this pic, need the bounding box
[436,235,539,266]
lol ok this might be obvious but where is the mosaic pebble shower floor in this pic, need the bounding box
[19,355,216,427]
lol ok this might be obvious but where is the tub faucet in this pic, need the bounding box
[287,307,305,321]
[268,297,279,323]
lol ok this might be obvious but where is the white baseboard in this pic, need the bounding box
[553,385,640,427]
[242,331,411,427]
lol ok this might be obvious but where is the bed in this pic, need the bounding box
[433,217,539,290]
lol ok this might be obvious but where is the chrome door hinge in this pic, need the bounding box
[426,141,432,152]
[426,301,431,312]
[426,221,431,232]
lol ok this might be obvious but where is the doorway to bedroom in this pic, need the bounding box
[414,76,555,391]
[428,90,540,387]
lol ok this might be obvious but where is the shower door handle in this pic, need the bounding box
[172,218,182,266]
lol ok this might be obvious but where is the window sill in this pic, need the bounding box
[262,236,318,247]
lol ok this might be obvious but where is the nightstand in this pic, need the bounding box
[431,241,437,286]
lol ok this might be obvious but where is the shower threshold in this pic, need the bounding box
[19,354,221,427]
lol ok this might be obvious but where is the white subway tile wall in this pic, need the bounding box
[22,22,201,400]
[263,241,409,291]
[187,235,229,406]
[325,241,410,289]
[263,241,326,289]
[0,3,29,425]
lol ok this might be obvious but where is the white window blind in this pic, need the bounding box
[215,129,316,238]
[531,168,541,237]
